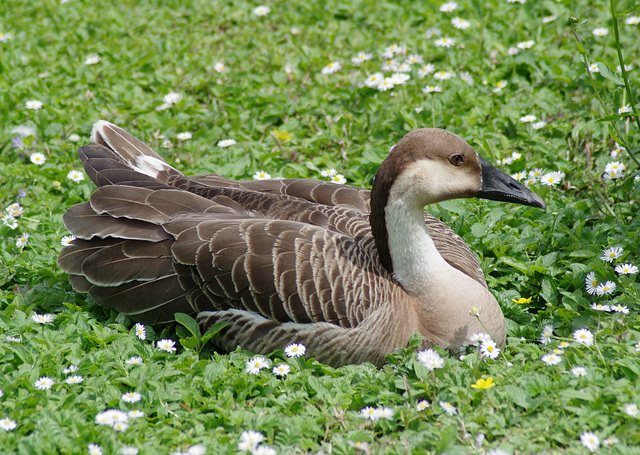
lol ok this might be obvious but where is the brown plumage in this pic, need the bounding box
[58,121,544,367]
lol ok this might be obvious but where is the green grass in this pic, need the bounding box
[2,0,640,453]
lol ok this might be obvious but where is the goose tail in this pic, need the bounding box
[82,120,183,189]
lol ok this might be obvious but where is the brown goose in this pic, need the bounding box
[58,121,544,367]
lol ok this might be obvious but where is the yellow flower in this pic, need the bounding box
[271,130,292,142]
[471,377,495,390]
[512,297,532,304]
[469,306,481,316]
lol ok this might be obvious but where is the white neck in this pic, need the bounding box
[385,190,451,294]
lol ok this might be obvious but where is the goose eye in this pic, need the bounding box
[449,154,464,166]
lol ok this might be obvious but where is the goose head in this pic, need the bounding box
[372,128,546,209]
[370,128,545,274]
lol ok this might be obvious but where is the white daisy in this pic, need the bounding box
[30,152,46,165]
[125,356,143,365]
[416,400,430,411]
[321,61,341,75]
[405,54,423,65]
[217,139,236,147]
[520,115,537,123]
[493,80,508,92]
[588,63,599,72]
[163,92,182,104]
[580,431,600,452]
[121,447,139,455]
[351,51,373,65]
[571,366,587,377]
[611,304,629,314]
[156,339,177,353]
[417,348,444,370]
[134,322,146,340]
[284,343,306,358]
[122,392,142,403]
[595,281,616,296]
[245,356,270,374]
[376,78,395,91]
[34,377,55,390]
[434,37,455,48]
[451,18,470,29]
[320,169,337,177]
[434,70,452,80]
[422,85,443,93]
[0,418,17,431]
[253,6,270,16]
[253,171,272,180]
[507,47,520,56]
[65,375,84,384]
[625,16,640,25]
[591,302,611,312]
[87,444,102,455]
[67,170,85,182]
[601,246,623,262]
[458,71,473,85]
[618,104,632,114]
[238,430,264,451]
[364,72,384,88]
[417,63,436,78]
[2,214,18,229]
[272,364,290,377]
[573,328,594,346]
[425,27,442,38]
[16,232,30,248]
[177,132,192,141]
[32,313,54,324]
[585,272,599,295]
[329,174,346,184]
[439,2,458,12]
[615,263,638,275]
[62,365,78,374]
[480,339,500,359]
[128,410,145,419]
[542,15,557,23]
[532,121,546,129]
[517,40,535,49]
[539,171,565,186]
[6,203,23,217]
[624,403,639,417]
[213,62,227,73]
[541,353,562,365]
[592,28,609,36]
[381,59,398,72]
[439,401,457,415]
[540,324,554,345]
[26,100,43,110]
[84,54,101,65]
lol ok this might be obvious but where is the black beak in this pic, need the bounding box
[476,155,546,209]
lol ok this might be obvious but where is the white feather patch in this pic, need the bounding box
[132,155,171,178]
[90,120,114,143]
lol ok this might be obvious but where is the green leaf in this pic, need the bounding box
[435,424,458,453]
[175,312,201,339]
[502,385,531,409]
[179,337,199,350]
[596,62,625,86]
[500,257,529,275]
[201,320,229,344]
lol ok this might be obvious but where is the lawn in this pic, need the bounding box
[1,0,640,453]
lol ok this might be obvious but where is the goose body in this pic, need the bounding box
[58,121,544,367]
